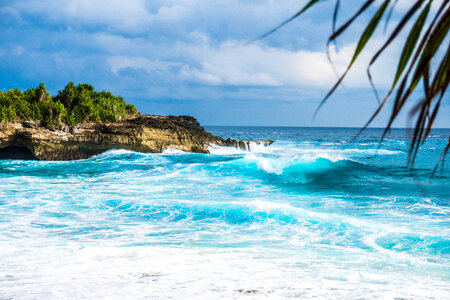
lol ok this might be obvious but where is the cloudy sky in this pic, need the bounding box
[0,0,448,127]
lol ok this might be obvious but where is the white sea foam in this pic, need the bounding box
[208,144,247,155]
[90,148,139,159]
[162,148,186,154]
[209,140,402,164]
[247,199,298,212]
[1,129,448,299]
[0,244,448,299]
[246,154,285,175]
[210,144,349,163]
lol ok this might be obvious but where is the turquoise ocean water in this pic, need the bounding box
[0,127,449,299]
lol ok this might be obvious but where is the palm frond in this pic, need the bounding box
[255,0,450,168]
[248,0,322,43]
[314,0,390,118]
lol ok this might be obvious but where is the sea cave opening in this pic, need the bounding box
[0,146,37,160]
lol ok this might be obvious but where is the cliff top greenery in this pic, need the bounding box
[0,82,138,127]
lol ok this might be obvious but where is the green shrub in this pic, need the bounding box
[0,82,138,127]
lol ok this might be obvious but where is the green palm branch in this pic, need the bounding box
[257,0,449,171]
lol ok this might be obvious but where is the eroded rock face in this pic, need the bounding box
[0,115,232,160]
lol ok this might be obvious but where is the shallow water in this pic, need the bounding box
[0,127,449,299]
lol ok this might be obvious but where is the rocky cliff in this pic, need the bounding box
[0,115,236,160]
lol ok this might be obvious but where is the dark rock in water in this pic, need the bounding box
[0,115,235,160]
[228,139,275,151]
[235,289,259,294]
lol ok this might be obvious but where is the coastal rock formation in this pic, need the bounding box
[225,139,275,151]
[0,115,236,160]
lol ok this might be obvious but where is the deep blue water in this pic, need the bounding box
[0,127,449,298]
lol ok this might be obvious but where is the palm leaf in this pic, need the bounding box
[380,1,448,143]
[433,138,450,175]
[366,0,425,105]
[408,5,450,94]
[393,1,432,88]
[314,0,390,117]
[331,0,341,47]
[255,0,449,169]
[249,0,322,43]
[384,0,399,33]
[328,0,375,42]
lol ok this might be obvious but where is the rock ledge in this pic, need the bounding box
[0,115,232,160]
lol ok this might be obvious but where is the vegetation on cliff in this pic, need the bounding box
[0,82,138,127]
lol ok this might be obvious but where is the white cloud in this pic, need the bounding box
[104,36,397,90]
[13,0,153,32]
[6,0,302,36]
[108,56,182,75]
[3,0,402,100]
[178,39,396,88]
[13,45,25,56]
[156,4,189,22]
[395,0,445,12]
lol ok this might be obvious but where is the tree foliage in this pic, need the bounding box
[258,0,449,169]
[0,82,138,127]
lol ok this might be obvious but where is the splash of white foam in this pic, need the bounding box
[162,148,185,154]
[1,244,448,299]
[91,149,138,159]
[208,145,247,155]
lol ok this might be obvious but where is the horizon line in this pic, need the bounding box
[204,125,450,130]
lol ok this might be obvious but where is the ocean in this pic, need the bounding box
[0,126,449,299]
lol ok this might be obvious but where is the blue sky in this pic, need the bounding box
[0,0,448,127]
